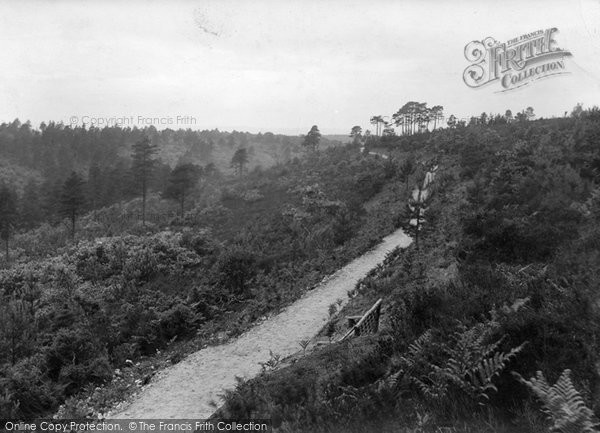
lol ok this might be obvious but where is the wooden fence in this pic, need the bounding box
[340,298,383,341]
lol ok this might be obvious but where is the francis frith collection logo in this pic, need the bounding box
[463,28,572,92]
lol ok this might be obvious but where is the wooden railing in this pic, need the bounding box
[340,298,383,341]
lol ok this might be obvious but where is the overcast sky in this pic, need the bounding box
[1,0,600,134]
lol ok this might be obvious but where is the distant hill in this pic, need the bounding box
[323,134,352,144]
[0,121,355,231]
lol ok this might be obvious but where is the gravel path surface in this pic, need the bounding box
[110,228,412,419]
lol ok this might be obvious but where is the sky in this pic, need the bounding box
[1,0,600,135]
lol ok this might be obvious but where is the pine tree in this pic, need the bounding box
[60,171,86,239]
[431,105,444,130]
[131,136,159,226]
[349,126,363,144]
[164,163,202,217]
[370,116,385,136]
[302,125,321,152]
[230,148,249,177]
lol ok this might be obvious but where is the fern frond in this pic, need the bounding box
[408,329,434,357]
[519,369,599,433]
[412,375,448,402]
[378,369,403,395]
[402,323,524,409]
[479,335,506,360]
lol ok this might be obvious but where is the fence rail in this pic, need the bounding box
[340,298,383,341]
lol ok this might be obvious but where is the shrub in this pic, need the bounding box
[214,248,257,295]
[0,355,58,418]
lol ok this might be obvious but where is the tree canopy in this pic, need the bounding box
[302,125,321,152]
[230,148,249,176]
[59,171,86,239]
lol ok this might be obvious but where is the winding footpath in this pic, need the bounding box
[111,228,412,419]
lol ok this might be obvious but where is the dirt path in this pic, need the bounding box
[110,228,412,419]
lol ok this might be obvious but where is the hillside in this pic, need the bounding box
[0,121,343,231]
[2,111,600,433]
[216,111,600,432]
[0,141,403,419]
[4,1,600,431]
[111,228,411,419]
